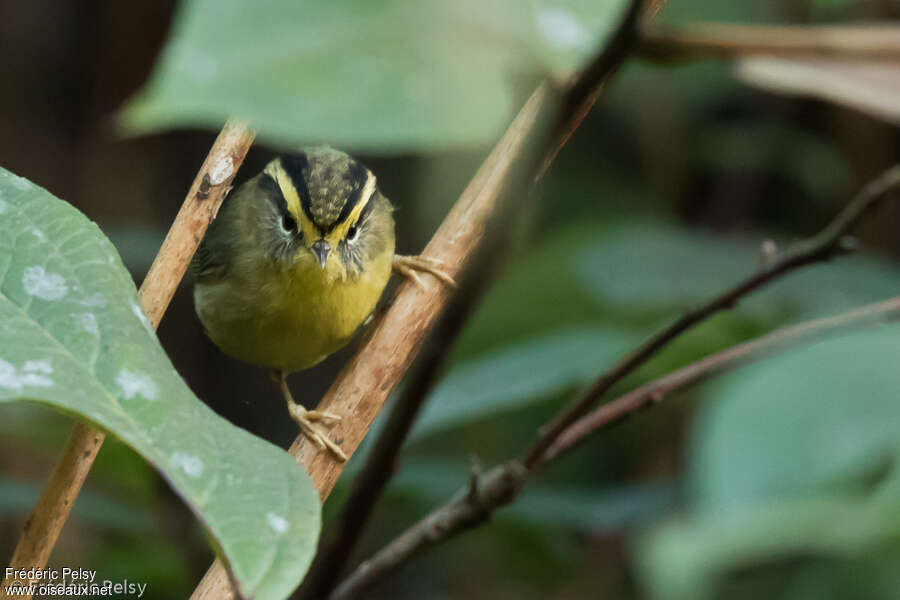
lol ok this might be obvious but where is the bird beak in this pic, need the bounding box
[311,239,330,269]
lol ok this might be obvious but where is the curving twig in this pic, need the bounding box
[546,294,900,460]
[330,164,900,599]
[523,164,900,469]
[1,120,254,600]
[538,0,648,180]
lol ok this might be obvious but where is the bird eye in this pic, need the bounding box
[346,225,358,242]
[281,212,297,233]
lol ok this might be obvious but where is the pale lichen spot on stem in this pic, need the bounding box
[208,156,234,186]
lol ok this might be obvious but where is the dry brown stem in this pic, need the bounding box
[546,294,900,460]
[190,83,552,600]
[639,23,900,61]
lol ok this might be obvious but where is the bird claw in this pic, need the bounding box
[281,373,347,461]
[392,255,456,290]
[289,407,347,461]
[305,410,342,425]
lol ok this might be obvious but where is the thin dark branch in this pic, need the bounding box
[546,294,900,461]
[297,257,497,599]
[536,0,647,181]
[330,164,900,599]
[329,463,528,600]
[299,1,655,596]
[521,163,900,469]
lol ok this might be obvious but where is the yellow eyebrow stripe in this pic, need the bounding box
[265,162,320,242]
[265,159,376,243]
[330,171,376,241]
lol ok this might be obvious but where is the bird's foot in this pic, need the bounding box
[304,409,342,424]
[288,401,347,461]
[392,255,456,290]
[276,369,347,461]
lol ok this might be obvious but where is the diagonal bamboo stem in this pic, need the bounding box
[190,82,555,600]
[546,294,900,461]
[194,2,657,597]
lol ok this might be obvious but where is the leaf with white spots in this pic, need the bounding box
[120,0,627,151]
[0,167,320,600]
[267,512,290,534]
[22,265,69,301]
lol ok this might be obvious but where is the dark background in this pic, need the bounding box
[1,1,899,598]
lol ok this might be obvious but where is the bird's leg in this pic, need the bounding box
[392,255,456,290]
[275,370,347,461]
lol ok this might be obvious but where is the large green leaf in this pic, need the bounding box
[406,327,635,444]
[0,168,319,600]
[575,221,900,320]
[398,220,899,445]
[121,0,627,151]
[638,326,900,600]
[455,220,900,362]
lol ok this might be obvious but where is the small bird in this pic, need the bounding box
[191,147,452,460]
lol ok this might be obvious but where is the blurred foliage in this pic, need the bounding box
[0,170,320,600]
[2,0,900,599]
[639,327,900,599]
[405,328,636,443]
[122,0,627,151]
[389,459,678,532]
[0,477,149,532]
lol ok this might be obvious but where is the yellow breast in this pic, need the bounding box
[195,249,393,372]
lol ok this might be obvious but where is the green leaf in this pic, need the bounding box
[0,168,320,600]
[690,327,900,509]
[694,122,850,200]
[409,220,898,444]
[637,327,900,600]
[452,223,623,359]
[406,327,635,444]
[455,219,899,363]
[575,221,900,320]
[639,494,900,600]
[120,0,627,151]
